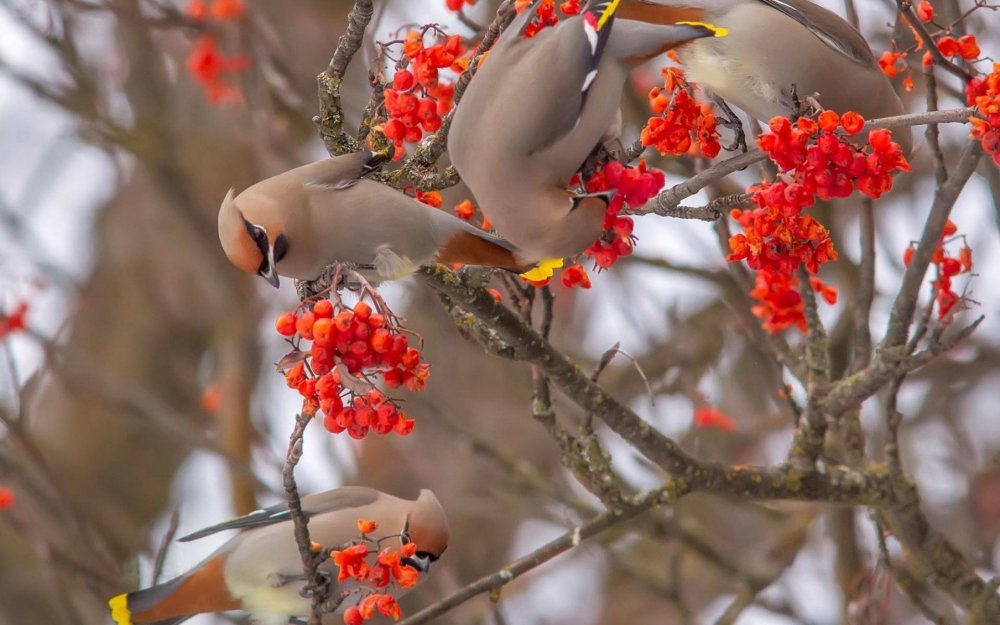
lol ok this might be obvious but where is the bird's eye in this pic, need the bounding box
[244,220,269,253]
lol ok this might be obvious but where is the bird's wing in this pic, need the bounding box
[179,487,381,542]
[520,1,621,155]
[756,0,874,64]
[301,152,384,191]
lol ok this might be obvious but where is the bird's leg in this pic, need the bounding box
[787,86,822,120]
[711,95,747,153]
[297,570,332,599]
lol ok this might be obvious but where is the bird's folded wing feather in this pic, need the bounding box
[179,488,381,541]
[756,0,874,64]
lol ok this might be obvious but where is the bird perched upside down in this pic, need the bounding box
[218,151,526,288]
[618,0,910,153]
[449,0,725,264]
[108,487,448,625]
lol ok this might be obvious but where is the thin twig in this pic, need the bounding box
[882,141,982,348]
[395,489,670,625]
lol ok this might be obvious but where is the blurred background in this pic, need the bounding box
[0,0,998,624]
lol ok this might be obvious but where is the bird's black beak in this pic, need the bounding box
[259,245,280,288]
[401,554,432,573]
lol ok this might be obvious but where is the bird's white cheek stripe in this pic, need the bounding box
[583,19,599,54]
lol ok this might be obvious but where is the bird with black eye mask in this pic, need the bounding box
[108,487,448,625]
[218,151,530,289]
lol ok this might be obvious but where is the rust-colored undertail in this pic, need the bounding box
[129,555,240,624]
[436,231,526,272]
[617,0,705,25]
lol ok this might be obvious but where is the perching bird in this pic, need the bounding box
[448,0,724,263]
[219,151,525,288]
[620,0,910,152]
[108,487,448,625]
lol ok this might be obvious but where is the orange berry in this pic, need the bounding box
[313,318,333,344]
[840,111,864,135]
[313,299,334,318]
[353,301,372,320]
[296,312,316,340]
[275,312,298,336]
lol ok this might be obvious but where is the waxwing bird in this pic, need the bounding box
[620,0,911,153]
[448,0,725,263]
[219,151,525,288]
[109,487,448,625]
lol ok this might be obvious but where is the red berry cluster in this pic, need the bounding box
[583,160,664,269]
[524,160,665,289]
[968,64,1000,166]
[381,32,464,155]
[920,33,981,69]
[758,113,910,200]
[903,219,973,321]
[0,301,28,339]
[728,112,909,333]
[184,0,248,105]
[275,300,427,439]
[514,0,581,38]
[641,64,721,158]
[333,519,420,625]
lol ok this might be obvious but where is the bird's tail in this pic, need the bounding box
[108,555,238,625]
[436,228,529,273]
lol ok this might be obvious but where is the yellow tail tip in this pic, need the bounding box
[109,593,133,625]
[677,21,729,37]
[519,258,564,281]
[596,0,622,30]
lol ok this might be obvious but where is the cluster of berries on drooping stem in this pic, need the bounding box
[184,0,248,105]
[878,0,984,88]
[332,519,420,625]
[522,160,665,290]
[275,298,428,439]
[514,0,581,38]
[642,60,722,158]
[728,112,910,333]
[968,64,1000,166]
[379,29,466,156]
[903,219,974,322]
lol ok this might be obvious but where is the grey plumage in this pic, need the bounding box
[218,152,523,287]
[449,1,720,262]
[636,0,911,152]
